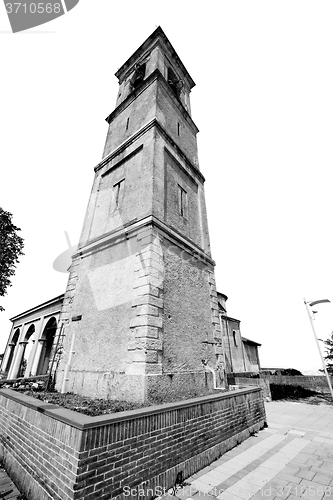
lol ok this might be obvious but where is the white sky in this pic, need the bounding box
[1,1,333,374]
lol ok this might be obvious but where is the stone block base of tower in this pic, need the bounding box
[55,369,225,404]
[55,223,226,404]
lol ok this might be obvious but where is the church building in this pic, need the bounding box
[0,28,261,402]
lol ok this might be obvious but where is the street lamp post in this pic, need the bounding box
[304,298,333,401]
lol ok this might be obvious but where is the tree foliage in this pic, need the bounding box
[0,207,24,311]
[322,331,333,374]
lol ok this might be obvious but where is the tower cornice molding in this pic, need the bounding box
[74,215,215,267]
[95,118,205,184]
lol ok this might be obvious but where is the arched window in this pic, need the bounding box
[130,63,146,90]
[37,317,57,375]
[4,328,20,374]
[167,67,183,99]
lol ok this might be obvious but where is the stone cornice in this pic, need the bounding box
[159,129,205,184]
[73,215,215,267]
[221,315,241,324]
[74,216,155,258]
[151,216,215,266]
[95,117,205,184]
[101,145,144,177]
[105,69,198,134]
[10,295,64,323]
[95,121,154,172]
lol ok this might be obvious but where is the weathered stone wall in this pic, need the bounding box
[103,81,157,158]
[0,387,266,500]
[243,343,260,372]
[220,317,246,373]
[156,82,198,165]
[55,220,224,403]
[162,245,214,372]
[163,150,200,247]
[80,133,154,247]
[56,234,140,400]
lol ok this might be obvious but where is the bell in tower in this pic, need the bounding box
[55,27,225,403]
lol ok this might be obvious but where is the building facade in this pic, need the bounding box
[218,292,261,374]
[0,295,63,381]
[0,28,262,398]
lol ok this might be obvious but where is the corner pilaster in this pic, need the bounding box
[127,228,164,375]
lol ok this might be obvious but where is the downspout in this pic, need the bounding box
[240,331,247,372]
[225,317,233,372]
[61,315,81,394]
[219,312,227,371]
[202,360,218,389]
[61,330,76,394]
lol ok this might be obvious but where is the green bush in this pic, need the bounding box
[270,383,318,400]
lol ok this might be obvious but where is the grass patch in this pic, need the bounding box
[22,386,225,416]
[23,391,147,416]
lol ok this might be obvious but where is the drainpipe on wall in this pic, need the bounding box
[219,312,227,372]
[240,333,247,372]
[61,315,81,394]
[225,317,233,372]
[202,360,219,389]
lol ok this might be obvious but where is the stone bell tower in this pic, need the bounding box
[55,27,225,402]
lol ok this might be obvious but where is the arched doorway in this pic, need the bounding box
[18,324,35,378]
[3,329,20,375]
[36,317,57,375]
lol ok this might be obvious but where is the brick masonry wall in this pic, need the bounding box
[0,391,82,500]
[0,387,266,500]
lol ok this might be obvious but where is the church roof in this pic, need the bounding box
[242,336,261,347]
[10,294,65,322]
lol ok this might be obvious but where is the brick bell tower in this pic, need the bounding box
[55,27,226,402]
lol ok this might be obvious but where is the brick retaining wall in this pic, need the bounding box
[0,387,266,500]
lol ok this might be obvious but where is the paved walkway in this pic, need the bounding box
[174,401,333,500]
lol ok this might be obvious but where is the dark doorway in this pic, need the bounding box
[36,317,57,375]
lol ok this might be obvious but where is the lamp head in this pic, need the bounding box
[309,299,330,307]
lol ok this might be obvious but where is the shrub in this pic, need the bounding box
[270,383,318,400]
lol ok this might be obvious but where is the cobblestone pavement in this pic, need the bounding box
[174,401,333,500]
